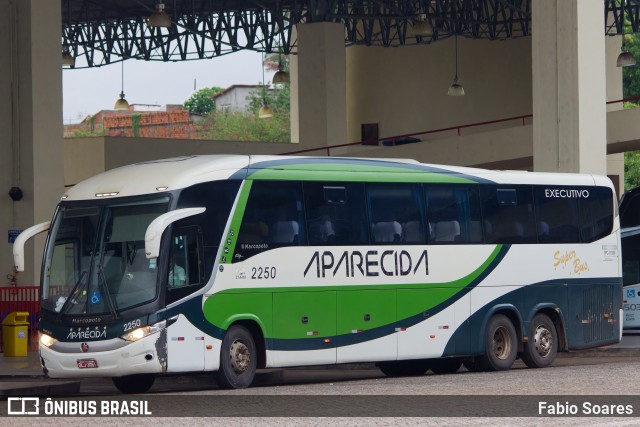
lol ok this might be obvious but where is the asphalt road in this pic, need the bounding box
[4,355,640,426]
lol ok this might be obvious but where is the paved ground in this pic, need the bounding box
[3,333,640,425]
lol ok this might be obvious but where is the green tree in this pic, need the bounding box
[247,83,291,115]
[183,86,224,115]
[621,32,640,191]
[626,151,640,191]
[199,110,290,143]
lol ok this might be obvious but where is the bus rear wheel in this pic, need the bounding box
[377,360,429,377]
[112,374,155,394]
[479,314,517,371]
[521,313,558,368]
[216,325,257,389]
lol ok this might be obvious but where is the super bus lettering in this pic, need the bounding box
[303,249,429,278]
[553,250,590,275]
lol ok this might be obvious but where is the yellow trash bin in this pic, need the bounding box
[2,312,30,357]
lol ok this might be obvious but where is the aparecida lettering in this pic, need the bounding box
[304,249,428,278]
[66,329,107,340]
[544,189,590,199]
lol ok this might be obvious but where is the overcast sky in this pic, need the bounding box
[63,50,272,124]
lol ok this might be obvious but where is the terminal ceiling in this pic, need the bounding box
[63,0,638,68]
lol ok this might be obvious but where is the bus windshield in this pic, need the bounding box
[41,196,170,316]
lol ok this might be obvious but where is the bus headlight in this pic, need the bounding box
[120,320,166,342]
[39,332,57,348]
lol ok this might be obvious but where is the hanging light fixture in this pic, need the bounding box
[148,1,171,28]
[258,103,274,119]
[618,0,637,67]
[62,45,75,67]
[272,53,290,84]
[258,53,274,119]
[409,14,433,38]
[114,61,130,110]
[448,35,465,97]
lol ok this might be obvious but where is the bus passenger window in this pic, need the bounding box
[481,186,536,244]
[534,187,581,243]
[304,182,368,245]
[367,183,425,244]
[235,181,305,261]
[425,185,481,243]
[580,187,614,243]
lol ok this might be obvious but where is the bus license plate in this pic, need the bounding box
[77,359,98,369]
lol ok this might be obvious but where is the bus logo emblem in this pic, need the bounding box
[80,342,89,352]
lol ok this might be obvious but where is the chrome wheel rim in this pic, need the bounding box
[492,326,512,360]
[533,325,553,358]
[229,339,250,374]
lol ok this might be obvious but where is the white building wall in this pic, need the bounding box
[216,87,259,113]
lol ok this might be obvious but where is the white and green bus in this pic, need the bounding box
[14,155,621,393]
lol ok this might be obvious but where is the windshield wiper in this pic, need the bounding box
[97,265,119,320]
[58,270,88,319]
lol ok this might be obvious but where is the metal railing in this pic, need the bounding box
[282,95,640,157]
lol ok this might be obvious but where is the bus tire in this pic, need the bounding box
[216,324,257,389]
[521,313,558,369]
[429,358,462,374]
[112,374,155,394]
[479,314,517,371]
[377,360,429,377]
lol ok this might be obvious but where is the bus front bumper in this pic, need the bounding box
[40,333,165,378]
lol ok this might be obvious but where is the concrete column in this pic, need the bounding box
[532,0,607,174]
[289,55,300,144]
[605,35,625,196]
[296,22,347,149]
[0,0,64,286]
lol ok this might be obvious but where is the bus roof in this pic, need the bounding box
[61,155,610,201]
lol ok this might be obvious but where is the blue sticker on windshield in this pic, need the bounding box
[90,291,101,304]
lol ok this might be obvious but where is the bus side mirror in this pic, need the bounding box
[145,208,206,259]
[13,221,51,272]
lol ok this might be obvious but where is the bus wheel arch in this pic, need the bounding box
[480,305,524,353]
[531,306,567,352]
[216,323,260,389]
[479,311,520,371]
[521,311,560,369]
[233,319,267,369]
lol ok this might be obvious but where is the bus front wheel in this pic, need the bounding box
[521,313,558,369]
[216,324,257,389]
[479,314,517,371]
[112,374,155,394]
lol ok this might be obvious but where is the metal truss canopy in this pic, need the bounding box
[62,0,637,68]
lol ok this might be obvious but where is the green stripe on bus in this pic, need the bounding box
[204,245,503,339]
[223,181,253,264]
[249,166,475,184]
